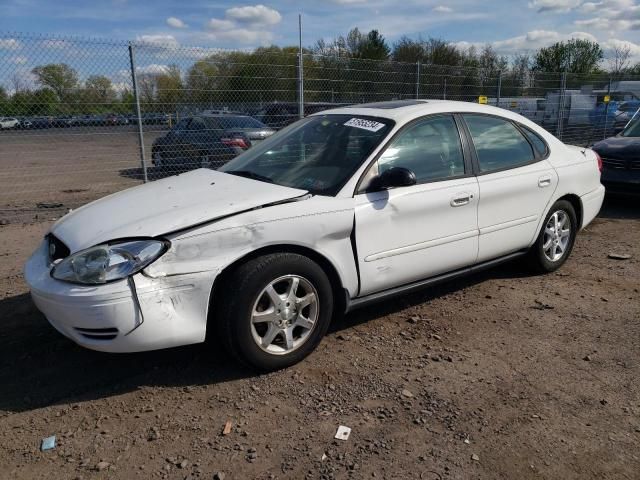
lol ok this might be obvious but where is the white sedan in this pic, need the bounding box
[25,100,605,371]
[0,117,20,129]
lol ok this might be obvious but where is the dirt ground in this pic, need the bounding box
[0,197,639,480]
[0,127,165,223]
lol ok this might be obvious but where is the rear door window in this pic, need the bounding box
[463,114,536,173]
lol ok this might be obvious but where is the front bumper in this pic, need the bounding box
[25,240,217,353]
[601,167,640,196]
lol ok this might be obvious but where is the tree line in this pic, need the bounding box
[2,28,639,117]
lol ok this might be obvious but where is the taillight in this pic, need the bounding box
[221,137,249,149]
[594,151,603,173]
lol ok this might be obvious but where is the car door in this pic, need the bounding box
[461,114,558,262]
[354,114,480,296]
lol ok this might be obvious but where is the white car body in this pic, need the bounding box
[25,100,605,354]
[0,117,19,129]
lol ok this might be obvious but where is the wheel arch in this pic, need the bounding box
[207,244,347,334]
[556,193,583,229]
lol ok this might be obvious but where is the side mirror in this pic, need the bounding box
[370,167,417,191]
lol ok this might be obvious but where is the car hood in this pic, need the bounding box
[51,169,308,252]
[592,136,640,157]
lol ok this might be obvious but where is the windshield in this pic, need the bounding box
[621,116,640,137]
[219,114,394,195]
[216,116,266,129]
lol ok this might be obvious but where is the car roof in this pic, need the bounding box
[314,99,536,124]
[199,113,251,118]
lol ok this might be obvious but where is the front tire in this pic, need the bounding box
[216,253,334,372]
[528,200,577,273]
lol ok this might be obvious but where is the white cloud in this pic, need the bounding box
[528,0,583,12]
[225,4,282,26]
[203,4,282,45]
[330,0,368,3]
[136,64,170,75]
[40,39,69,49]
[433,5,453,13]
[135,34,179,48]
[602,38,640,63]
[0,38,20,50]
[574,17,640,30]
[207,18,236,31]
[203,29,274,45]
[574,0,640,32]
[454,29,599,55]
[9,55,28,65]
[166,17,187,29]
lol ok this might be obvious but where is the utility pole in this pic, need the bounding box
[298,14,304,119]
[128,42,148,183]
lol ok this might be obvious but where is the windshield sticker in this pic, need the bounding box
[343,118,386,132]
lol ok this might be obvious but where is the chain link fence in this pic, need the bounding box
[1,33,639,223]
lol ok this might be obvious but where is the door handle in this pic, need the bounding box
[451,193,473,207]
[538,176,552,188]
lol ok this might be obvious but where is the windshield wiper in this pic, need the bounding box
[226,170,274,184]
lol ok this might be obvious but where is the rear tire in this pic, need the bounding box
[216,253,333,372]
[527,200,577,273]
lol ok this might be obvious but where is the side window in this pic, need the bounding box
[376,115,465,184]
[172,118,190,133]
[188,117,206,131]
[520,125,548,158]
[463,114,535,173]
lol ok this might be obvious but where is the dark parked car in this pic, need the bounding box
[252,102,349,129]
[30,117,54,129]
[151,114,276,171]
[591,116,640,196]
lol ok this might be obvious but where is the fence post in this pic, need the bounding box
[415,61,421,99]
[443,77,447,100]
[603,76,612,139]
[128,42,148,183]
[557,70,567,140]
[297,14,304,118]
[496,70,502,108]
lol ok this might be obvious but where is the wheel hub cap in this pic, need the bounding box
[543,210,571,262]
[250,275,319,355]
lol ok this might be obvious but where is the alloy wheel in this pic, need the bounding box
[250,275,319,355]
[543,210,571,262]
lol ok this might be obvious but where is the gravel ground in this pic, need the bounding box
[0,197,638,480]
[0,127,165,223]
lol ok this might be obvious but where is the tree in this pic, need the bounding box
[626,62,640,76]
[353,30,390,60]
[532,39,603,74]
[31,63,79,101]
[392,37,424,63]
[83,75,116,109]
[186,58,223,105]
[503,53,532,96]
[424,38,461,66]
[477,44,508,86]
[608,44,631,76]
[156,65,183,111]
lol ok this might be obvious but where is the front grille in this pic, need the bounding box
[601,157,627,170]
[73,327,119,340]
[631,160,640,170]
[46,234,70,262]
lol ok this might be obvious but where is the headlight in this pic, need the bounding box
[51,239,168,285]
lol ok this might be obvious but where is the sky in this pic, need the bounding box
[0,0,638,59]
[0,0,639,91]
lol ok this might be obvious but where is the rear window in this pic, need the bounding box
[216,116,265,129]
